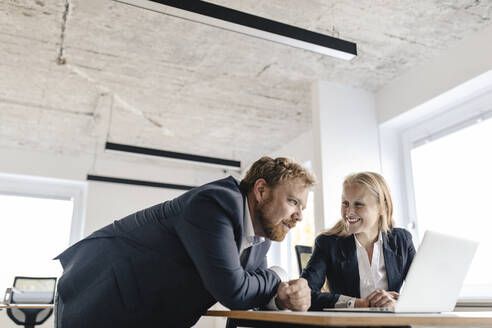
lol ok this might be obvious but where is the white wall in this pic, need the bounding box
[376,17,492,230]
[379,70,492,231]
[264,81,382,234]
[312,81,381,231]
[269,129,314,165]
[377,23,492,124]
[85,181,185,233]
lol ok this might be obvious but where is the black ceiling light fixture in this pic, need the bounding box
[105,142,241,169]
[113,0,357,60]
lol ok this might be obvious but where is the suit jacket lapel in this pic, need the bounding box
[236,194,246,253]
[382,232,403,291]
[339,235,360,298]
[242,242,267,271]
[240,246,251,268]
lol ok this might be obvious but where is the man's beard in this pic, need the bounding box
[256,198,289,242]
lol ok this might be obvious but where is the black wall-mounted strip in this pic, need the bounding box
[87,175,195,191]
[146,0,357,56]
[105,142,241,168]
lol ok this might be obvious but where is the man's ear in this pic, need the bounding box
[252,178,269,202]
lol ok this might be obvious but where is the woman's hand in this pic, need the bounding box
[354,297,369,308]
[366,290,399,308]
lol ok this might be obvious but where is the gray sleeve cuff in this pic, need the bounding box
[265,266,288,310]
[265,294,280,310]
[269,265,288,282]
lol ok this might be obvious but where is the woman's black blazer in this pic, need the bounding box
[301,228,416,310]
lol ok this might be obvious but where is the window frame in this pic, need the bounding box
[0,172,87,245]
[379,70,492,301]
[400,93,492,243]
[379,70,492,243]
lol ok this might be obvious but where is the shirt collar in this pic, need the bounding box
[240,195,265,253]
[354,231,382,249]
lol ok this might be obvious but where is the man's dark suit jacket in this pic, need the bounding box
[55,176,281,328]
[301,228,416,310]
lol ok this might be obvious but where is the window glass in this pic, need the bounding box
[290,190,315,276]
[0,194,73,290]
[411,117,492,298]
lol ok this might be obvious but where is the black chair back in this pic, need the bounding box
[294,245,313,275]
[6,276,57,328]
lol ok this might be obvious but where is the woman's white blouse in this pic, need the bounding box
[335,232,388,307]
[355,232,388,298]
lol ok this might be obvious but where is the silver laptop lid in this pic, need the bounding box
[395,230,478,312]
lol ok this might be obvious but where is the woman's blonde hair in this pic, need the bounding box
[324,172,395,237]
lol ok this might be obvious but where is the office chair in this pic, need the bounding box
[5,276,57,328]
[294,245,313,275]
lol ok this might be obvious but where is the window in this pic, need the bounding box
[410,116,492,298]
[0,173,86,290]
[289,190,315,276]
[0,195,73,289]
[380,71,492,300]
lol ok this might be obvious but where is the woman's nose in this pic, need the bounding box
[346,206,355,217]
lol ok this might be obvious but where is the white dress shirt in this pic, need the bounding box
[240,196,287,310]
[239,195,265,254]
[336,232,388,308]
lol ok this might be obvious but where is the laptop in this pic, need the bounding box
[324,230,479,313]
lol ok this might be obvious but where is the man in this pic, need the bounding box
[55,156,315,327]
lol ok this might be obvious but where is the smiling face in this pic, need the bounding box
[253,178,309,241]
[341,182,381,242]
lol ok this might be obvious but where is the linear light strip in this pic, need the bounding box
[105,142,241,168]
[113,0,357,60]
[87,174,196,190]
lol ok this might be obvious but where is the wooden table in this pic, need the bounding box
[206,309,492,327]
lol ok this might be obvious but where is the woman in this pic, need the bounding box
[301,172,416,309]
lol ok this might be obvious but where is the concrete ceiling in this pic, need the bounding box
[1,0,491,165]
